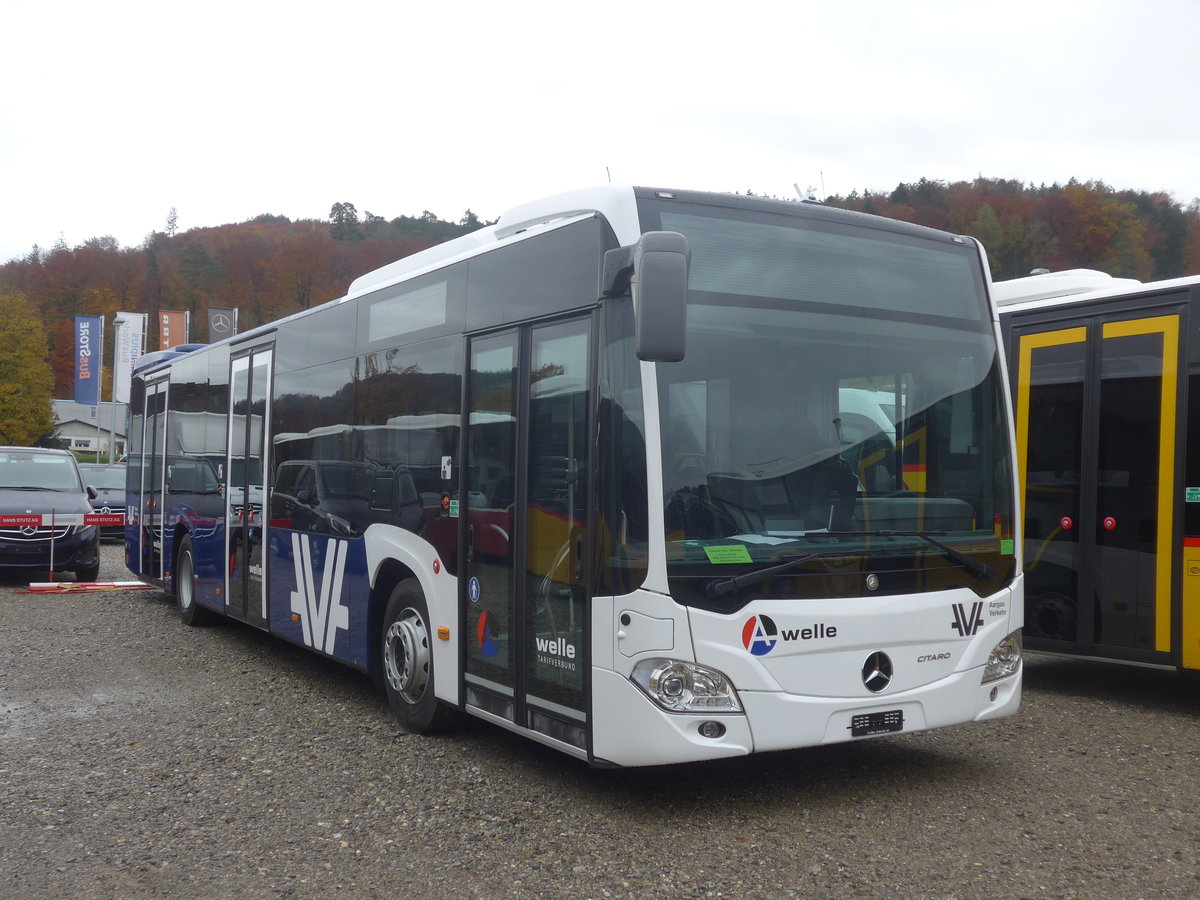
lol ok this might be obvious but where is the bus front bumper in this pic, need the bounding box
[590,663,1021,767]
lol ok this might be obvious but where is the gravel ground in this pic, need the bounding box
[1,543,1198,899]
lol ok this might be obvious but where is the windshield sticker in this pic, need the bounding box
[731,533,794,545]
[704,544,753,565]
[1000,539,1014,556]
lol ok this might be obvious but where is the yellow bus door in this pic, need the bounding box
[1015,312,1180,664]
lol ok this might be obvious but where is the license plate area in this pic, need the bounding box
[849,709,903,737]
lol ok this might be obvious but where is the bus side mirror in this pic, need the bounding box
[603,231,690,362]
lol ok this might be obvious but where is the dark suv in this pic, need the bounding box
[0,447,101,581]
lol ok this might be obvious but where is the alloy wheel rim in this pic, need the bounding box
[384,608,430,704]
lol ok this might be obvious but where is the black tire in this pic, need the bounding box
[381,578,457,733]
[175,535,213,626]
[75,533,100,582]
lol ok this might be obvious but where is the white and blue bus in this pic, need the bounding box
[124,186,1023,766]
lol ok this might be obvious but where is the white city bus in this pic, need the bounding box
[124,186,1023,766]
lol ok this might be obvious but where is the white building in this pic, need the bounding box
[52,400,127,457]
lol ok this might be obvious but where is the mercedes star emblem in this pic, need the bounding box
[861,651,893,693]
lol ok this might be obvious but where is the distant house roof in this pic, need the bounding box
[52,400,128,437]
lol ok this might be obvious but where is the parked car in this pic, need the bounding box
[271,459,422,537]
[0,447,101,581]
[79,462,127,540]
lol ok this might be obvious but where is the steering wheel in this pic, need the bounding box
[665,487,739,539]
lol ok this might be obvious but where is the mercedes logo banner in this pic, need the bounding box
[207,307,238,341]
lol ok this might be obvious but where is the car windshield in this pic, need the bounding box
[0,452,83,491]
[643,201,1017,605]
[82,465,126,490]
[319,463,375,500]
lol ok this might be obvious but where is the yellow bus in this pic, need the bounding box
[996,269,1200,671]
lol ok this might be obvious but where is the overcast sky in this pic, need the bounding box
[3,0,1198,266]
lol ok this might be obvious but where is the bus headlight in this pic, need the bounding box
[982,630,1022,683]
[630,658,742,713]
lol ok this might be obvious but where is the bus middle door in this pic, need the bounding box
[224,345,272,627]
[140,377,169,580]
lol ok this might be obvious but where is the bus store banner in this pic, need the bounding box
[73,315,102,405]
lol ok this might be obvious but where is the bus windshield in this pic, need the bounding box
[648,202,1016,605]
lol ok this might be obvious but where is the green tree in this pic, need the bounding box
[968,204,1004,259]
[179,241,224,294]
[0,287,55,446]
[329,202,363,242]
[362,211,388,240]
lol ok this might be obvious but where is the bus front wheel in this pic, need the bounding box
[382,579,457,733]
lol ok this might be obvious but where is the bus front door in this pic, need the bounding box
[1015,310,1181,665]
[463,316,592,751]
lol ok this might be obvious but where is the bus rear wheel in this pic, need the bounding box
[382,579,457,734]
[176,535,213,626]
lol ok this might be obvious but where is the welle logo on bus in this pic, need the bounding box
[742,614,838,656]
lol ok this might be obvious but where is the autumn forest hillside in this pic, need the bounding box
[0,204,486,399]
[3,180,1200,402]
[825,177,1200,284]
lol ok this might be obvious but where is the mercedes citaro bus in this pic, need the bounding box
[123,187,1023,766]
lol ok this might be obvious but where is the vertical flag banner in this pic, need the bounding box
[73,315,103,405]
[207,307,238,341]
[160,310,189,350]
[113,312,146,404]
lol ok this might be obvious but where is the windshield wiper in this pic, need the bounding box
[706,548,855,598]
[822,530,994,581]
